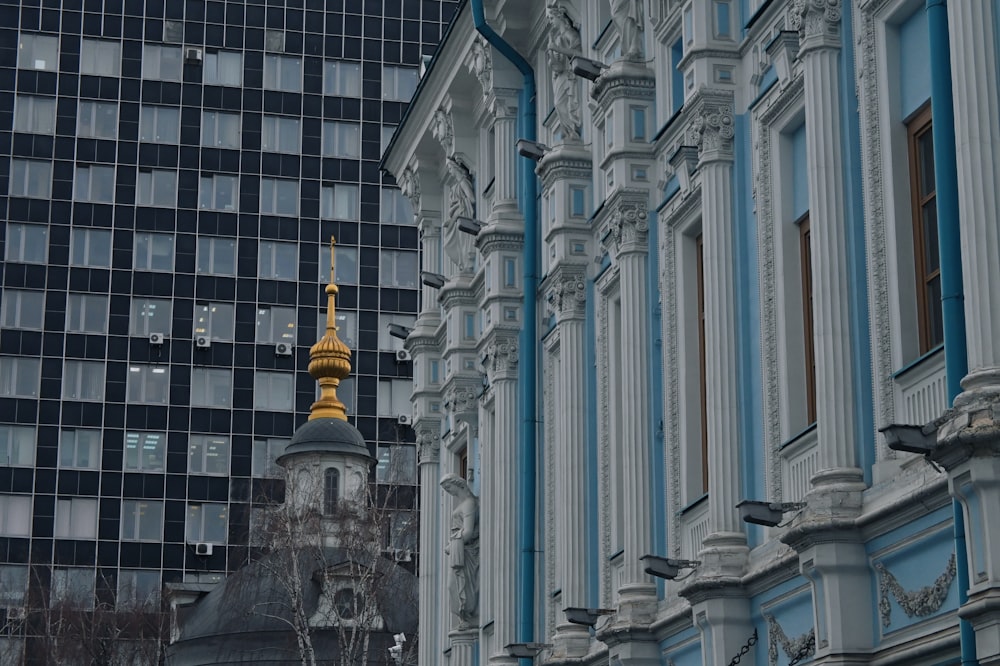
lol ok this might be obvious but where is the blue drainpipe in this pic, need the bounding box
[469,1,539,663]
[926,1,976,664]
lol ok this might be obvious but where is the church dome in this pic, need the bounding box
[279,416,372,462]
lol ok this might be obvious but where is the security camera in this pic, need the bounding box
[879,423,936,455]
[516,139,550,161]
[387,324,412,340]
[563,607,614,627]
[420,271,446,289]
[736,500,806,527]
[571,55,607,81]
[456,216,484,235]
[640,554,700,580]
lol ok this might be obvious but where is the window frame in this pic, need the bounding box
[138,105,180,144]
[17,33,58,71]
[190,368,233,408]
[120,500,164,542]
[141,44,183,82]
[73,164,116,203]
[124,431,166,472]
[263,54,303,92]
[258,240,298,280]
[0,289,44,330]
[59,429,101,470]
[186,503,228,544]
[0,425,35,467]
[126,365,170,405]
[65,293,109,334]
[0,357,40,398]
[70,227,112,268]
[907,103,942,354]
[62,359,106,401]
[262,115,302,154]
[199,174,239,211]
[253,371,294,411]
[54,497,99,539]
[77,100,119,139]
[196,236,238,276]
[13,95,56,135]
[134,232,175,272]
[8,159,52,199]
[136,168,178,208]
[260,177,299,217]
[194,302,235,342]
[130,298,172,337]
[80,38,121,77]
[188,435,230,475]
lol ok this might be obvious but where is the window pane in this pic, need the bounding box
[130,298,172,336]
[1,290,44,329]
[18,34,58,71]
[13,96,56,134]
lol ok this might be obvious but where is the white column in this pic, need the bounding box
[690,91,746,545]
[449,629,478,666]
[483,338,519,664]
[798,0,862,482]
[948,0,1000,389]
[417,432,441,666]
[420,219,442,316]
[609,201,655,600]
[492,101,519,213]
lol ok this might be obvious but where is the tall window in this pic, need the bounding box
[324,468,339,514]
[258,241,298,280]
[77,100,118,139]
[130,298,172,336]
[136,169,178,207]
[70,227,112,267]
[197,237,237,276]
[379,251,418,288]
[59,429,100,469]
[121,501,163,542]
[13,95,56,134]
[1,290,44,330]
[9,159,52,199]
[0,496,31,536]
[54,498,98,539]
[126,365,169,404]
[134,232,174,271]
[376,445,417,484]
[4,224,47,264]
[194,302,235,341]
[263,55,302,92]
[324,61,361,96]
[262,115,301,153]
[696,234,708,494]
[204,51,243,86]
[382,66,418,101]
[189,435,229,475]
[199,174,238,210]
[66,293,109,333]
[124,431,166,471]
[254,371,294,411]
[80,39,121,76]
[381,188,412,225]
[256,306,297,344]
[260,178,299,216]
[0,357,40,398]
[799,215,817,424]
[322,121,360,158]
[201,111,240,148]
[74,165,115,203]
[186,503,228,543]
[0,426,35,467]
[191,368,233,408]
[908,105,942,353]
[17,33,58,71]
[139,106,180,143]
[252,438,288,478]
[62,360,105,401]
[141,44,182,81]
[50,569,95,609]
[321,184,359,220]
[0,565,28,605]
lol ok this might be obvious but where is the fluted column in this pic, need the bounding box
[547,268,591,655]
[421,221,442,315]
[492,100,519,213]
[607,199,655,601]
[947,0,1000,391]
[416,431,442,666]
[483,338,519,665]
[797,0,862,484]
[688,91,746,546]
[449,628,478,666]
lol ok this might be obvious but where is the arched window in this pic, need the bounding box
[324,468,339,514]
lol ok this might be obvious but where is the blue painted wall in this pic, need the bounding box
[900,8,932,116]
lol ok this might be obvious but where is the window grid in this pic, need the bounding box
[70,228,112,268]
[74,165,116,203]
[258,241,298,280]
[199,174,239,210]
[189,435,230,475]
[197,237,237,276]
[136,169,178,207]
[62,360,106,401]
[59,430,101,470]
[0,290,44,330]
[126,366,170,405]
[124,431,166,472]
[13,95,56,134]
[0,426,35,467]
[9,160,52,199]
[77,101,118,139]
[80,39,121,76]
[66,293,109,334]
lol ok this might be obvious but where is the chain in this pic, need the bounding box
[786,632,816,666]
[727,628,758,666]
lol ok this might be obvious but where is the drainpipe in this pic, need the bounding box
[469,1,539,663]
[926,1,975,664]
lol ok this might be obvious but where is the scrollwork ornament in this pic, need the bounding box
[765,615,815,666]
[416,431,441,464]
[485,339,519,376]
[446,385,480,417]
[546,274,587,318]
[609,203,649,252]
[793,0,841,48]
[398,166,421,216]
[690,103,735,158]
[431,107,455,157]
[465,35,493,96]
[875,553,956,627]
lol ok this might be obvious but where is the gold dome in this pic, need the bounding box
[308,237,352,421]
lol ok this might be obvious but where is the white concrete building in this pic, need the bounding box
[381,1,1000,664]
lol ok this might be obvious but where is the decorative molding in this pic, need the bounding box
[483,337,519,378]
[465,34,493,98]
[595,274,613,606]
[543,340,558,638]
[791,0,842,52]
[546,265,588,319]
[432,105,455,157]
[766,615,815,666]
[687,90,736,162]
[398,165,421,217]
[875,553,956,627]
[416,431,441,465]
[607,197,650,255]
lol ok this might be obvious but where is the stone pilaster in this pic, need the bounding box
[417,430,442,666]
[491,99,519,215]
[795,0,864,494]
[481,334,519,665]
[449,628,479,666]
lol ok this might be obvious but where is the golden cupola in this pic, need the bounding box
[307,236,352,421]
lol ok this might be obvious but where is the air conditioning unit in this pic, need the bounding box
[195,336,211,349]
[149,332,165,346]
[184,47,203,63]
[396,414,411,426]
[7,607,25,621]
[275,342,292,357]
[393,549,412,563]
[395,349,412,362]
[194,543,213,556]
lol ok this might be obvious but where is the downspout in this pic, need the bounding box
[469,1,539,662]
[926,1,975,664]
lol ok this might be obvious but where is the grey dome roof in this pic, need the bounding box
[279,417,373,463]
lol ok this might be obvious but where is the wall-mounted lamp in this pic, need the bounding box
[640,554,700,580]
[571,55,608,81]
[387,324,413,340]
[516,139,550,162]
[736,500,806,527]
[879,423,936,455]
[505,642,551,659]
[563,607,614,627]
[456,216,484,236]
[421,271,446,289]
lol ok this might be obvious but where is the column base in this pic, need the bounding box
[697,531,749,579]
[448,628,479,666]
[548,623,592,661]
[954,367,1000,409]
[959,587,1000,665]
[804,468,866,523]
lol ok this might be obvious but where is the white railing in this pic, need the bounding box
[679,500,710,561]
[896,349,947,427]
[781,426,819,503]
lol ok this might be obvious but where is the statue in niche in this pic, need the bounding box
[443,156,476,273]
[611,0,645,60]
[441,473,479,628]
[546,3,583,142]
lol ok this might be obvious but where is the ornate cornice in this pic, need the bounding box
[687,89,736,164]
[476,230,524,257]
[875,553,956,627]
[791,0,842,53]
[590,61,656,115]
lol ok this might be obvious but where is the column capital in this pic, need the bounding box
[482,334,519,380]
[545,264,588,320]
[687,89,736,164]
[792,0,842,54]
[416,430,440,464]
[607,195,649,255]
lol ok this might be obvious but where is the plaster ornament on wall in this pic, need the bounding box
[465,35,493,96]
[397,166,421,217]
[875,553,957,627]
[431,106,455,157]
[484,338,519,375]
[441,474,480,629]
[791,0,841,45]
[688,101,736,157]
[608,201,649,252]
[445,384,481,417]
[443,156,477,273]
[546,2,583,141]
[415,431,441,464]
[765,615,816,666]
[546,272,587,318]
[610,0,645,61]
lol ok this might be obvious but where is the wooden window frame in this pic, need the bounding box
[907,103,941,354]
[798,213,817,425]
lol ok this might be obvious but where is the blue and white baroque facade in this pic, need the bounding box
[381,1,1000,665]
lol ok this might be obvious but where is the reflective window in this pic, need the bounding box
[121,500,163,541]
[191,368,232,408]
[50,568,95,609]
[77,101,118,139]
[0,426,35,467]
[254,371,294,411]
[194,302,235,341]
[124,431,166,471]
[324,61,361,96]
[13,95,56,134]
[263,55,302,92]
[260,178,299,216]
[322,121,360,158]
[130,298,172,336]
[117,570,161,609]
[80,39,121,76]
[134,232,174,271]
[262,115,301,153]
[59,429,100,469]
[199,174,239,210]
[126,365,169,405]
[136,169,178,207]
[197,237,237,276]
[252,438,288,478]
[186,503,228,543]
[62,360,105,401]
[189,435,230,475]
[258,241,298,280]
[204,51,243,86]
[17,34,58,71]
[70,228,112,267]
[201,111,240,148]
[139,106,180,143]
[320,184,359,220]
[142,44,182,81]
[256,306,296,344]
[0,290,44,330]
[9,160,52,199]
